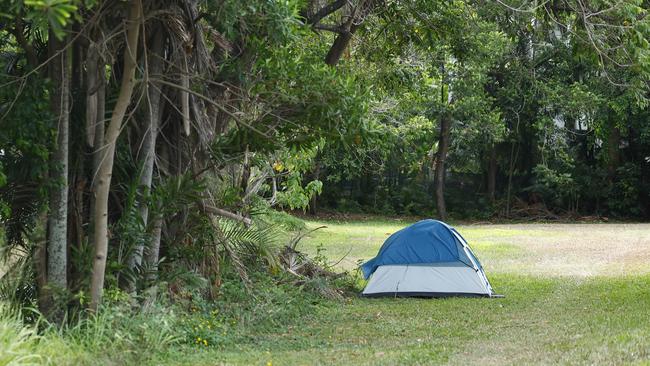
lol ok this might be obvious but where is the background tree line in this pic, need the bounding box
[315,1,650,220]
[0,0,649,323]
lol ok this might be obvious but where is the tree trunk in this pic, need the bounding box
[324,27,356,66]
[89,58,106,228]
[181,54,191,136]
[324,0,368,66]
[434,64,452,222]
[86,44,99,147]
[12,17,39,68]
[607,120,620,180]
[434,111,451,221]
[145,217,163,283]
[487,145,497,202]
[240,145,250,195]
[506,140,519,218]
[46,32,69,304]
[145,142,170,279]
[33,212,48,314]
[127,29,165,288]
[309,160,320,215]
[67,34,88,284]
[90,0,141,312]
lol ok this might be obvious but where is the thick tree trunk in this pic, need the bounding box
[46,33,69,301]
[128,29,165,282]
[90,0,141,312]
[434,112,451,221]
[487,145,497,202]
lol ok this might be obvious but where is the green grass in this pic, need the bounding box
[4,219,650,365]
[157,219,650,365]
[156,274,650,365]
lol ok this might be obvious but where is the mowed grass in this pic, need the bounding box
[298,219,650,277]
[184,219,650,365]
[196,275,650,365]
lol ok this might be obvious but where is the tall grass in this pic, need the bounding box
[0,301,181,366]
[60,305,179,360]
[0,305,47,366]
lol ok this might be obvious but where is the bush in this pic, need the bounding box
[608,163,647,217]
[176,270,336,349]
[335,198,364,213]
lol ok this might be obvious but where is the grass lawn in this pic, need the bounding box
[163,219,650,365]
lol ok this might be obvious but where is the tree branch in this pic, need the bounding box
[204,205,252,226]
[11,17,39,68]
[313,23,345,33]
[306,0,348,25]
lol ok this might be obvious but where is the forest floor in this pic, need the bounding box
[180,219,650,365]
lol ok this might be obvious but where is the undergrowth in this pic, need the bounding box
[0,269,351,365]
[0,233,354,364]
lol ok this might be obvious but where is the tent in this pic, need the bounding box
[360,219,496,298]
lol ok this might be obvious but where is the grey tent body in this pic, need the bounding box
[361,220,495,298]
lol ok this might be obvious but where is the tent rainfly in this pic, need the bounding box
[360,219,498,298]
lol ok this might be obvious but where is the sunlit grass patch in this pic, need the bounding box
[459,227,552,239]
[470,241,522,257]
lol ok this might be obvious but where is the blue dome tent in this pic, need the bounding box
[361,220,496,297]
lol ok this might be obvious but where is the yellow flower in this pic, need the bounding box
[266,362,272,366]
[203,339,208,346]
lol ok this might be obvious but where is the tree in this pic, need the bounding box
[433,64,452,220]
[45,29,70,317]
[89,0,142,311]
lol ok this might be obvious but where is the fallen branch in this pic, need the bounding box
[204,205,252,226]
